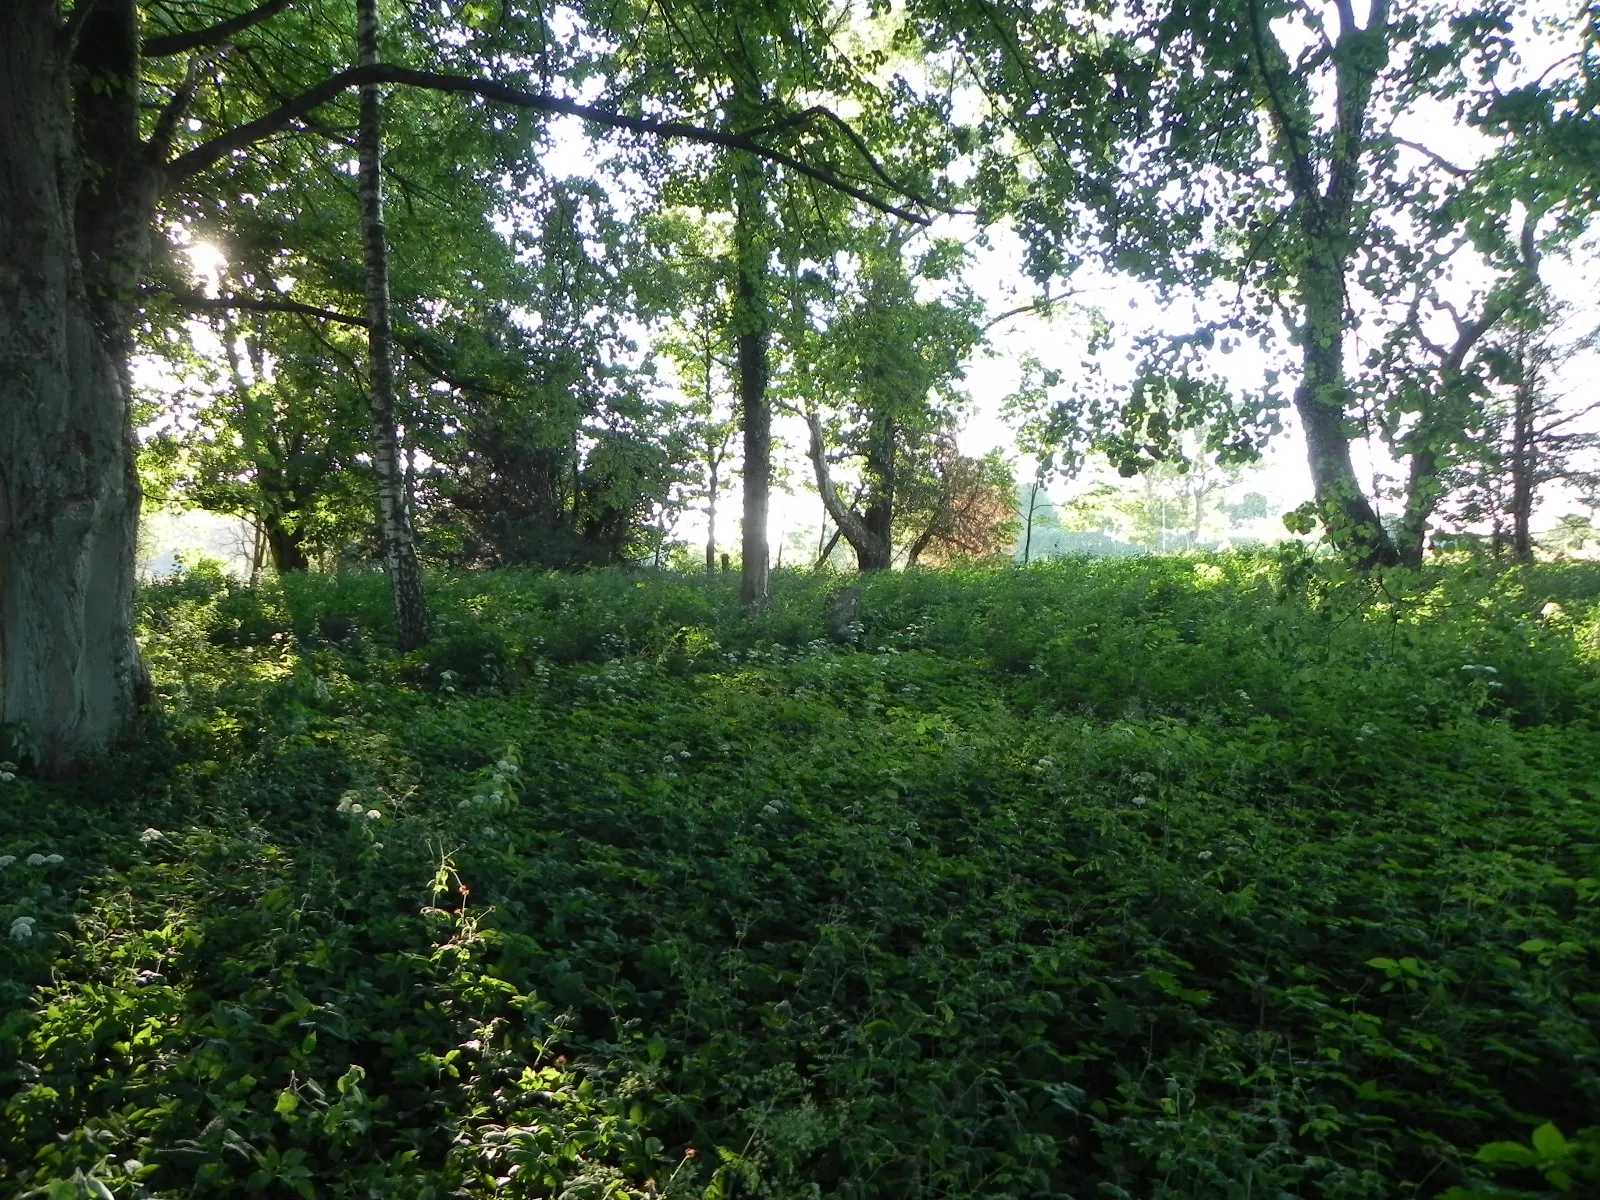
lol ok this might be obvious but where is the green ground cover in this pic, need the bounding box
[2,553,1598,1199]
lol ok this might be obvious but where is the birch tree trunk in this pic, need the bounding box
[0,1,147,774]
[357,0,432,649]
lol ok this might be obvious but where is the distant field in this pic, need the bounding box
[3,554,1597,1199]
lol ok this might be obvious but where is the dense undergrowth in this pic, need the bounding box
[2,551,1599,1199]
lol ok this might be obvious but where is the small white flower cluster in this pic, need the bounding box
[140,828,168,845]
[10,916,37,942]
[24,853,63,867]
[459,755,520,815]
[0,760,16,783]
[335,791,383,820]
[1355,723,1379,741]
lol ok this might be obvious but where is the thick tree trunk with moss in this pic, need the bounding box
[1294,263,1399,568]
[0,2,150,775]
[358,0,432,649]
[733,158,771,610]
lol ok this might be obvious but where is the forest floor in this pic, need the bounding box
[2,553,1598,1200]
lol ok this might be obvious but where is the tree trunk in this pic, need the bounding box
[1509,345,1537,563]
[857,410,896,572]
[265,518,311,574]
[357,0,431,649]
[733,158,771,610]
[0,3,146,774]
[1295,263,1399,567]
[804,413,892,572]
[705,458,719,573]
[1023,482,1038,565]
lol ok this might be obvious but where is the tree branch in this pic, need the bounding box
[142,0,295,57]
[168,290,368,327]
[164,64,932,224]
[161,289,532,401]
[1389,136,1468,177]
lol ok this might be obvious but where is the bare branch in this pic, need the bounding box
[164,64,933,225]
[983,289,1078,331]
[1389,136,1468,177]
[142,0,295,57]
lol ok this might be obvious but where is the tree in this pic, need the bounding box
[800,227,983,571]
[0,0,924,772]
[1438,298,1600,561]
[915,0,1586,566]
[901,447,1019,565]
[651,230,740,572]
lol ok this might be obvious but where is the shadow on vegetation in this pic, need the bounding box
[3,550,1599,1197]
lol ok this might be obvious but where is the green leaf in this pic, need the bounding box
[1530,1123,1568,1157]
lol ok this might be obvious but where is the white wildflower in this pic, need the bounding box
[9,916,36,942]
[0,772,14,783]
[495,760,518,775]
[25,853,47,867]
[1460,664,1498,675]
[1131,795,1150,807]
[0,856,14,869]
[44,854,62,865]
[1034,757,1057,772]
[1197,850,1214,861]
[365,809,382,820]
[140,828,167,845]
[1541,602,1565,620]
[1356,723,1378,740]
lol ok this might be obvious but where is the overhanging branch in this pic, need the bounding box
[164,64,932,224]
[142,0,295,57]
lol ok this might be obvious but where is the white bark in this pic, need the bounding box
[357,0,432,649]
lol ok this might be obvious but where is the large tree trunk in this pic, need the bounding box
[857,411,896,571]
[358,0,431,649]
[0,3,146,775]
[733,159,771,609]
[1295,263,1399,567]
[264,519,311,574]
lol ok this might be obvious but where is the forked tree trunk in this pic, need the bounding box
[733,158,771,610]
[804,413,893,572]
[357,0,431,649]
[1295,263,1398,567]
[0,3,146,775]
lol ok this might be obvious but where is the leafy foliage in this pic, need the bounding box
[3,556,1599,1197]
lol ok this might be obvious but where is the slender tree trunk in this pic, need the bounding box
[0,2,147,774]
[733,158,771,610]
[1510,347,1537,563]
[815,526,843,571]
[705,458,719,573]
[1023,482,1039,564]
[357,0,431,649]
